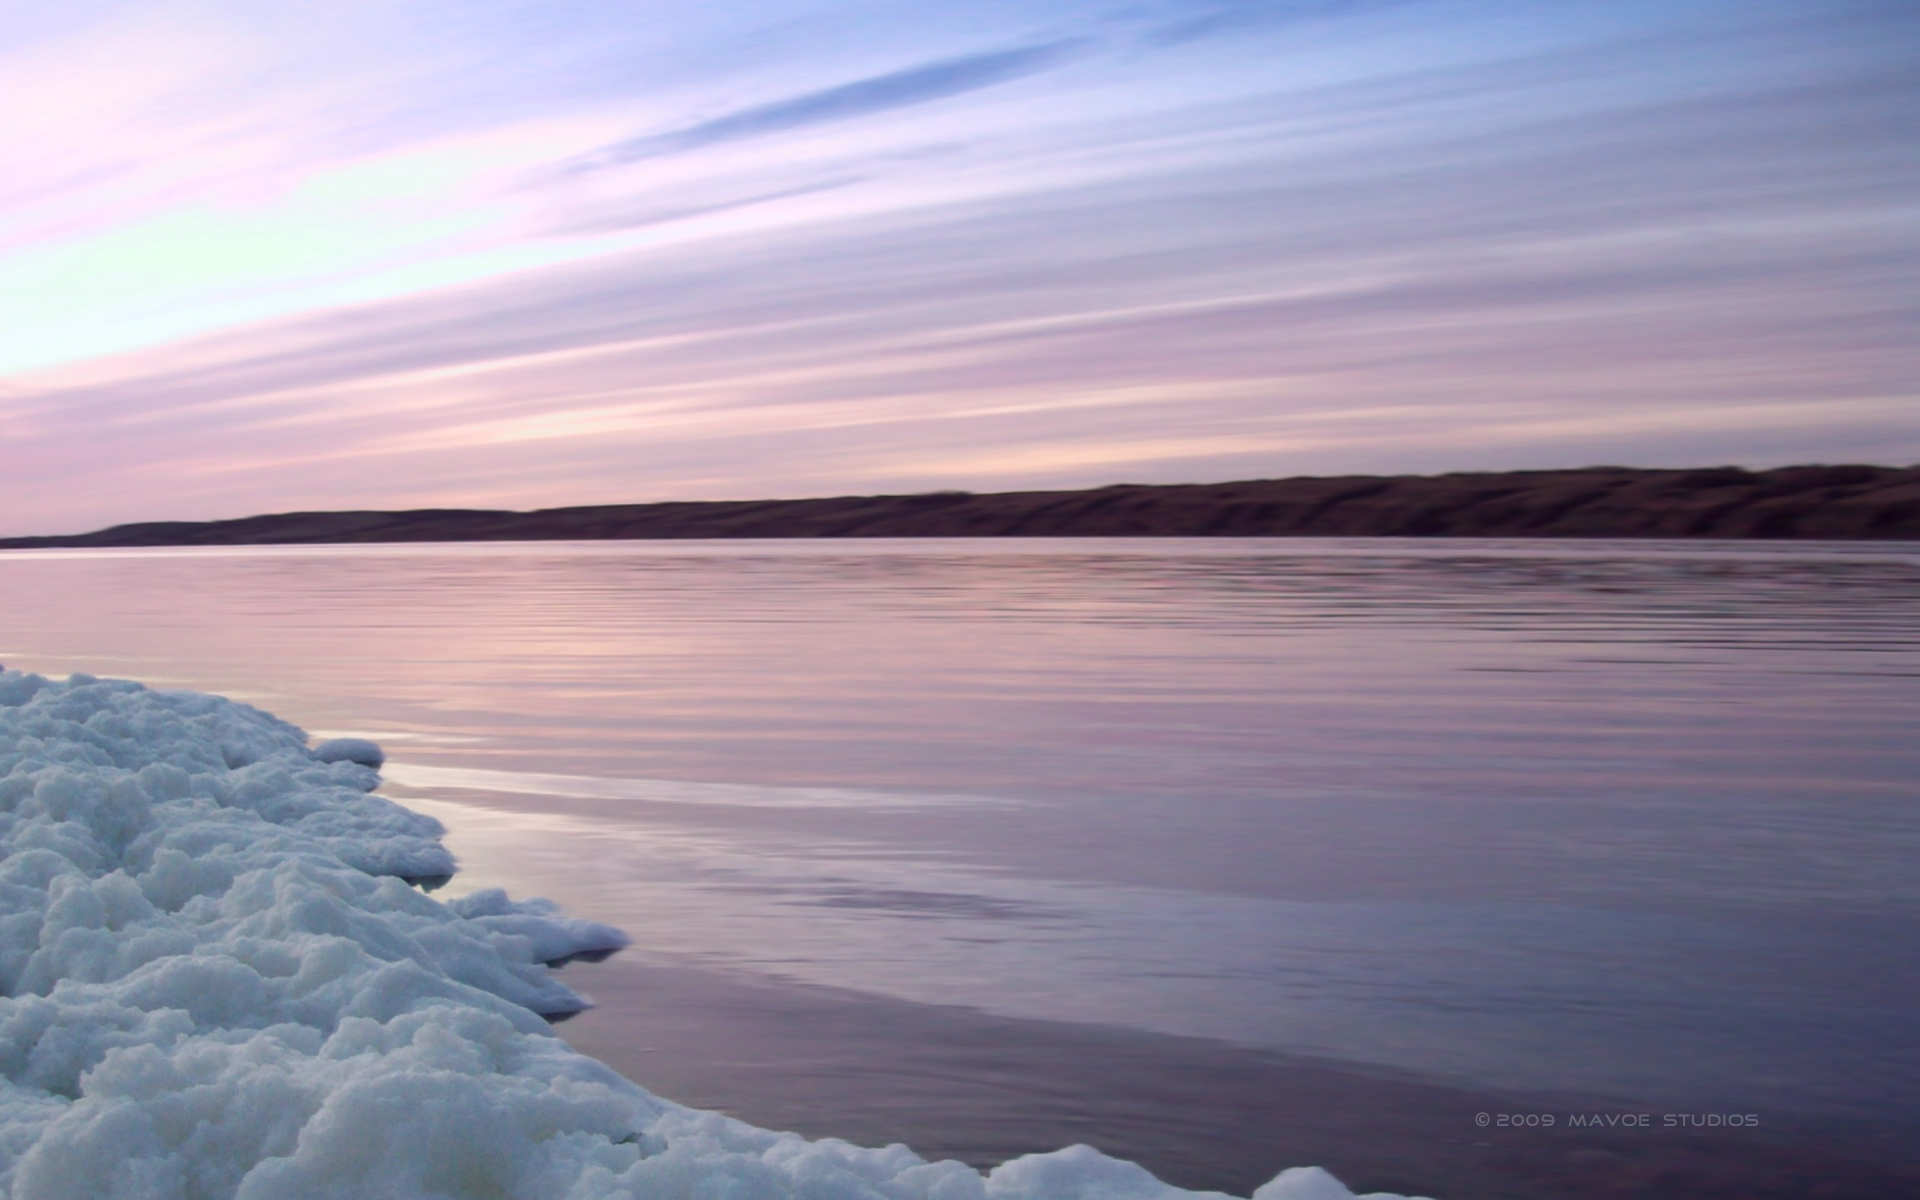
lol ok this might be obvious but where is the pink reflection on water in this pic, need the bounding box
[0,538,1916,1115]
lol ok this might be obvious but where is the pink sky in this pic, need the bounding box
[3,0,1915,536]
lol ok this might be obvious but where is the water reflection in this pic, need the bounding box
[0,538,1915,1132]
[384,761,1000,809]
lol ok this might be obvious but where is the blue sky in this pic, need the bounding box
[1,0,1914,533]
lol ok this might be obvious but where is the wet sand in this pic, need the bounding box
[556,958,1920,1200]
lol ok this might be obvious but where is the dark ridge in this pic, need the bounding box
[4,465,1918,548]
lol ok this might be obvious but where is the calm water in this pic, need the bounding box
[1,538,1916,1195]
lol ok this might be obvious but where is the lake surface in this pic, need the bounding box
[1,538,1915,1198]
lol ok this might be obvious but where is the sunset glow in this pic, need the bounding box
[3,0,1914,535]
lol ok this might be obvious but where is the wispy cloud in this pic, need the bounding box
[550,175,866,236]
[568,41,1082,169]
[0,0,1914,535]
[1147,0,1426,45]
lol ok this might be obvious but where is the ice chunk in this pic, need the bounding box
[311,737,385,769]
[1254,1166,1435,1200]
[0,669,1428,1200]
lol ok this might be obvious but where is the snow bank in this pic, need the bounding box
[0,669,1429,1200]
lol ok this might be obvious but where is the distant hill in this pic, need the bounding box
[4,465,1917,547]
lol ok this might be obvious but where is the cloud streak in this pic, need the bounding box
[0,0,1915,535]
[572,41,1080,168]
[1147,0,1426,45]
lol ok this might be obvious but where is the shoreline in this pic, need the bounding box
[0,668,1407,1200]
[555,956,1920,1200]
[4,464,1917,548]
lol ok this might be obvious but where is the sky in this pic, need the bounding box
[1,0,1915,534]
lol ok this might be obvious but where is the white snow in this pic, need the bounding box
[0,668,1431,1200]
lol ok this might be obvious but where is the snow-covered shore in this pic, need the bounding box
[0,669,1424,1200]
